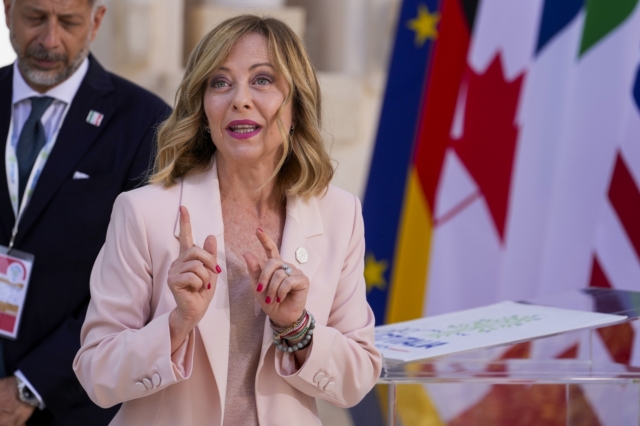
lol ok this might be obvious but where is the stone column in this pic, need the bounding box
[92,0,185,104]
[183,0,304,64]
[284,0,401,197]
[288,0,368,75]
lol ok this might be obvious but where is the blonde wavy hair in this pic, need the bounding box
[149,14,333,199]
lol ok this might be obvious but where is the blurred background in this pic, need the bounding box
[4,0,640,425]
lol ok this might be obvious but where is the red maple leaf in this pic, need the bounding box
[452,54,523,241]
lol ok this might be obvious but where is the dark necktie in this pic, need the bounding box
[0,97,53,378]
[16,96,54,205]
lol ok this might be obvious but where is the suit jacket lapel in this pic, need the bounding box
[173,161,230,412]
[0,65,15,242]
[15,56,115,244]
[260,193,324,356]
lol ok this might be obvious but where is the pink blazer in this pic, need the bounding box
[73,161,381,425]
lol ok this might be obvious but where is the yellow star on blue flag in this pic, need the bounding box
[407,4,441,47]
[364,253,388,293]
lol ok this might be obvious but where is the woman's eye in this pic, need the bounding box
[211,80,229,88]
[255,77,271,85]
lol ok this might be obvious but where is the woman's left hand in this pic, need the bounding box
[243,229,309,328]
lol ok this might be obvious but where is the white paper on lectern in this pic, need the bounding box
[374,301,626,362]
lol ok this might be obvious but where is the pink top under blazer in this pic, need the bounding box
[73,161,382,425]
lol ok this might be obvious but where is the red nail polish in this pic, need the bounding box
[207,283,211,290]
[276,297,281,303]
[257,228,264,232]
[265,296,271,304]
[215,265,222,273]
[257,283,263,292]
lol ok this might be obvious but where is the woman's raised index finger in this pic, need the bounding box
[256,228,281,260]
[179,206,194,252]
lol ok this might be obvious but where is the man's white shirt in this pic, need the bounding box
[10,58,88,147]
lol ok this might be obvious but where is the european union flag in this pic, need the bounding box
[362,0,441,325]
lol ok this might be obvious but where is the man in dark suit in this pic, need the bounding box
[0,0,171,424]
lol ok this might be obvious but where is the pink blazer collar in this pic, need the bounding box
[172,159,324,243]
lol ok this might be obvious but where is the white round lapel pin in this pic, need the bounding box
[295,247,308,264]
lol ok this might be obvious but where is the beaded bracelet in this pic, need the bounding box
[273,312,315,353]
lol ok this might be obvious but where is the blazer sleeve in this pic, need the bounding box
[73,191,195,409]
[274,194,382,408]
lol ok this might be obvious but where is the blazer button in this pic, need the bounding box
[152,374,161,387]
[319,378,329,389]
[313,373,325,383]
[135,382,146,392]
[143,378,153,389]
[325,382,335,391]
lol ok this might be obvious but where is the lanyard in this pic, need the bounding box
[5,108,65,250]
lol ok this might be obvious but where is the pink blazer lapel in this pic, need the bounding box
[280,194,323,287]
[173,161,231,412]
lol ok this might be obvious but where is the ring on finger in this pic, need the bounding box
[282,264,293,276]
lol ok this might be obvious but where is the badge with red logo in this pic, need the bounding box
[0,248,34,339]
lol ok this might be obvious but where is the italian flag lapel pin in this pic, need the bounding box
[86,110,104,127]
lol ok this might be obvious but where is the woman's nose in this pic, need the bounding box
[232,84,252,110]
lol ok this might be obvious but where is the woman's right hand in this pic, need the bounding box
[167,206,219,353]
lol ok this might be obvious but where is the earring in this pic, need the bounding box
[205,126,211,134]
[289,125,295,136]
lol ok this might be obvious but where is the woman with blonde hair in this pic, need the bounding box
[73,14,381,425]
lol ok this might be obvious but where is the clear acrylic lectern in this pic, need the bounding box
[378,289,640,426]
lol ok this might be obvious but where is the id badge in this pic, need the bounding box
[0,246,34,339]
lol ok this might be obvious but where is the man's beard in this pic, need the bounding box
[10,30,90,89]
